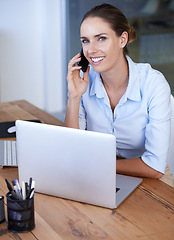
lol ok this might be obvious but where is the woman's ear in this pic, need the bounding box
[120,31,128,48]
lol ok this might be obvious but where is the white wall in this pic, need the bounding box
[0,0,66,113]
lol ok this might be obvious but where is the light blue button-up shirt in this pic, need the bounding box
[79,56,171,174]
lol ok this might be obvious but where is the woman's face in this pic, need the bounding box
[80,16,127,73]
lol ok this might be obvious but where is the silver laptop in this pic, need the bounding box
[16,120,142,209]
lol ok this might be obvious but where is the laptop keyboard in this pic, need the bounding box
[4,141,17,166]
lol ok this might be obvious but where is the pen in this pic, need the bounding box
[14,179,23,200]
[30,180,35,198]
[26,179,35,199]
[28,177,32,192]
[31,180,35,190]
[30,180,36,198]
[25,182,29,196]
[26,188,34,199]
[22,181,26,200]
[5,179,13,192]
[29,188,35,199]
[12,181,22,200]
[5,179,18,200]
[14,179,21,192]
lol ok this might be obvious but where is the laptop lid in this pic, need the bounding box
[16,120,142,208]
[16,120,117,209]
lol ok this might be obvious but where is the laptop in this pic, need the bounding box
[16,120,142,209]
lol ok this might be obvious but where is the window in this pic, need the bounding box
[66,0,174,94]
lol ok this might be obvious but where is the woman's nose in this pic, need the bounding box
[88,42,97,54]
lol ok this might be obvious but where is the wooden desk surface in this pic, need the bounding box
[0,100,174,240]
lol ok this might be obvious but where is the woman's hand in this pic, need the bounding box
[64,53,89,128]
[67,53,90,99]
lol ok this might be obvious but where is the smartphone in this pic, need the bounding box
[78,49,89,72]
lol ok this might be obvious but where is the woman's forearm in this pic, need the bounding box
[116,157,163,179]
[64,97,81,129]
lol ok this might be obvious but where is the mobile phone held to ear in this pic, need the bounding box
[78,49,89,72]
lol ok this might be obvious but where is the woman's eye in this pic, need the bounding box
[99,36,106,41]
[81,39,89,44]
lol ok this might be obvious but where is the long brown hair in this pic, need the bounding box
[81,3,136,55]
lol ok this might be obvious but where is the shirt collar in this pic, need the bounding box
[90,73,110,106]
[90,72,106,98]
[125,56,141,102]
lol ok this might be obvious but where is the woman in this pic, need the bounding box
[64,3,171,179]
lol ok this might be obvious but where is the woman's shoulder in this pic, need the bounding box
[128,56,170,90]
[128,56,163,78]
[127,56,171,104]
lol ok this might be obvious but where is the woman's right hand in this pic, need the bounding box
[67,52,90,99]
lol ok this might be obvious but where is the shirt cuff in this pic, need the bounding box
[141,153,167,174]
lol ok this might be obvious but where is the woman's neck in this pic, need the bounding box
[100,55,129,92]
[100,55,129,111]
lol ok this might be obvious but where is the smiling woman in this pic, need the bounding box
[64,3,171,179]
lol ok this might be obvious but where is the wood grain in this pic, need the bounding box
[9,100,64,126]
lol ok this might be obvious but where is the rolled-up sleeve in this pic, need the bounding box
[141,75,171,174]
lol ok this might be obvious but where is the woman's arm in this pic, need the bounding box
[116,157,163,179]
[118,73,171,179]
[64,53,90,128]
[64,96,81,129]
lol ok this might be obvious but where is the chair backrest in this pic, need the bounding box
[167,95,174,178]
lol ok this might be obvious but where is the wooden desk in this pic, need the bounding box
[0,100,174,240]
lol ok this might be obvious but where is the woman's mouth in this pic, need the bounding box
[90,57,105,65]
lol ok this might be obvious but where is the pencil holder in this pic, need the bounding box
[6,193,35,232]
[0,196,5,223]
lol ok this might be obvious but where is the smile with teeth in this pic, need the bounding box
[91,57,105,63]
